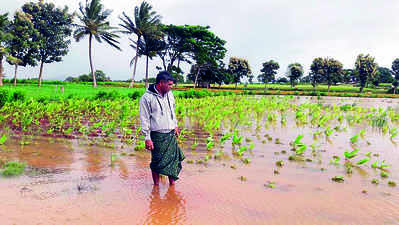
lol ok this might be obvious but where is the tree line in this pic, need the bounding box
[258,55,399,93]
[1,0,398,92]
[0,0,232,88]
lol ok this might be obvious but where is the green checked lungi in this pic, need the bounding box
[150,130,185,180]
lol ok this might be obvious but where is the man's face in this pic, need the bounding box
[160,80,174,93]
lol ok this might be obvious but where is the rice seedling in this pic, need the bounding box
[1,161,26,176]
[265,181,276,188]
[0,135,6,145]
[389,127,398,140]
[242,158,251,164]
[350,134,359,144]
[331,176,344,183]
[371,178,379,185]
[276,160,284,167]
[380,171,389,178]
[292,135,307,155]
[344,149,359,160]
[371,160,390,170]
[388,181,396,187]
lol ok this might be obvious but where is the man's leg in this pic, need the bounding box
[168,176,175,185]
[152,171,160,186]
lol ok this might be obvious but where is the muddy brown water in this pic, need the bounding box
[1,96,399,225]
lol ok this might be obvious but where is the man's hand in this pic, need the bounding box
[145,140,154,151]
[175,127,180,138]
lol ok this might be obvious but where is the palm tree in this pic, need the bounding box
[140,32,163,89]
[119,1,161,88]
[74,0,120,87]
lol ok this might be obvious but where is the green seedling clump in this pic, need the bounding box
[371,178,379,185]
[265,181,276,188]
[331,176,344,183]
[242,158,251,164]
[2,161,26,176]
[388,181,397,187]
[380,171,389,178]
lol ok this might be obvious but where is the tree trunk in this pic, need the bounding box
[89,34,97,88]
[0,55,4,86]
[176,58,181,87]
[13,64,18,86]
[145,55,149,89]
[38,60,44,87]
[194,66,201,88]
[129,36,140,88]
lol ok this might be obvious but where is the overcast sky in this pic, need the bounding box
[2,0,399,82]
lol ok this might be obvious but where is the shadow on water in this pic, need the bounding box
[143,185,186,225]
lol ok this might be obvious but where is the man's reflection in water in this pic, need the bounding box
[144,185,186,225]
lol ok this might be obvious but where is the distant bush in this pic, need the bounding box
[128,90,144,100]
[10,91,26,102]
[94,91,120,100]
[0,89,9,107]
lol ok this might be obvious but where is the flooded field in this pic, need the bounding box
[1,96,399,225]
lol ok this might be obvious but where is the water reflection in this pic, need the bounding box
[144,185,186,225]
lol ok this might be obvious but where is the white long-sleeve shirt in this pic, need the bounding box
[139,84,178,140]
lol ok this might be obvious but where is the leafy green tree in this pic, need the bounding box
[287,63,303,87]
[355,54,377,93]
[22,1,73,87]
[310,57,343,92]
[228,57,251,88]
[372,67,393,86]
[324,58,343,92]
[78,74,91,82]
[74,0,120,87]
[94,70,110,81]
[376,67,393,83]
[119,1,161,88]
[157,25,212,73]
[342,69,354,84]
[76,70,109,82]
[393,80,399,94]
[257,60,279,87]
[0,13,12,86]
[309,57,324,88]
[189,26,226,87]
[277,77,288,83]
[187,62,226,87]
[391,59,399,94]
[7,11,38,86]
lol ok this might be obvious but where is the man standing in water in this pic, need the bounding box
[139,71,185,186]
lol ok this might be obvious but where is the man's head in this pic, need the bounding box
[155,71,175,95]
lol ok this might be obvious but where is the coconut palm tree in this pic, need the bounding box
[74,0,120,87]
[119,1,161,88]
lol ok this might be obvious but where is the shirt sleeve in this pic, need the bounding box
[139,95,151,140]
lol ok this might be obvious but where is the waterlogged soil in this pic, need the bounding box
[1,96,399,225]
